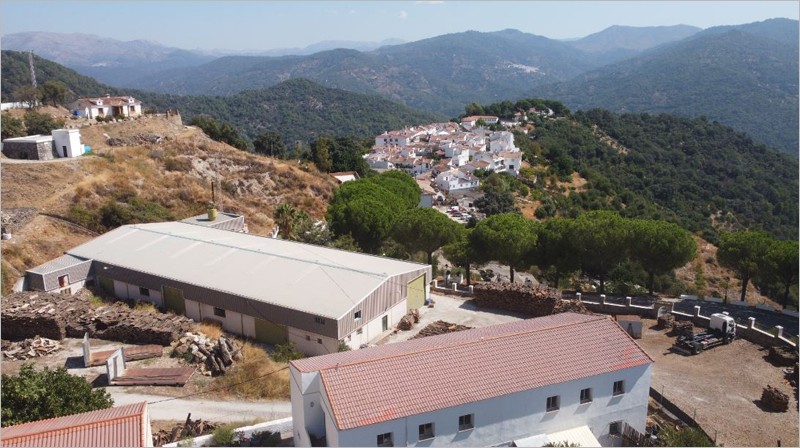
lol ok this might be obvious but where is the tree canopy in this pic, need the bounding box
[253,131,286,158]
[628,219,697,295]
[530,218,580,289]
[39,80,67,107]
[763,239,799,307]
[393,208,464,265]
[717,231,773,302]
[470,213,538,282]
[23,110,64,135]
[574,210,630,294]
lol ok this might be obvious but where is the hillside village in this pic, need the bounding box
[1,7,799,448]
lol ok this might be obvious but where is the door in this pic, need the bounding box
[162,285,185,315]
[382,315,389,332]
[62,146,68,157]
[98,276,114,295]
[406,274,426,311]
[254,318,288,345]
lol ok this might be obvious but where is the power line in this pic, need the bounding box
[147,366,289,405]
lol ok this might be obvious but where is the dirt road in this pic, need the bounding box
[109,391,291,423]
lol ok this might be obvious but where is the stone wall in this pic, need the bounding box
[1,140,57,160]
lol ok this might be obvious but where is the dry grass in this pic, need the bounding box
[195,320,224,341]
[211,340,291,400]
[132,301,158,313]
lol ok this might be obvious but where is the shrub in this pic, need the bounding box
[271,342,304,363]
[1,364,114,427]
[338,341,351,352]
[164,157,192,172]
[657,426,714,447]
[211,424,237,447]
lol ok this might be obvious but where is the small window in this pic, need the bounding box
[377,432,393,447]
[213,307,226,318]
[317,338,322,344]
[139,287,150,297]
[613,380,625,396]
[546,395,560,412]
[580,388,593,404]
[305,335,311,341]
[458,414,474,431]
[354,310,362,321]
[315,317,326,325]
[58,275,69,288]
[609,421,622,436]
[418,423,434,441]
[357,328,363,335]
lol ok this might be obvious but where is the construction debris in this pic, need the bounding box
[2,336,61,360]
[471,282,586,317]
[1,291,195,345]
[656,313,675,329]
[671,321,694,337]
[172,332,244,376]
[152,414,217,447]
[767,346,799,367]
[760,385,790,412]
[410,321,472,340]
[0,207,37,233]
[107,133,162,146]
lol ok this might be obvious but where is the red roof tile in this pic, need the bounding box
[1,402,148,447]
[294,313,652,430]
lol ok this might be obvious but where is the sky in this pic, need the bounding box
[1,1,798,51]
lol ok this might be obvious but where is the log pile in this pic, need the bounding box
[172,332,243,376]
[470,282,586,317]
[152,414,216,446]
[1,291,194,345]
[768,346,799,367]
[2,337,61,360]
[761,385,789,412]
[396,309,420,331]
[410,321,472,340]
[656,313,674,329]
[671,321,694,337]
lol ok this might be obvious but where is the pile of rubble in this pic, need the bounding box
[410,321,472,340]
[152,415,217,446]
[107,133,163,146]
[1,292,194,345]
[471,282,586,317]
[172,332,243,376]
[1,207,37,233]
[767,346,799,367]
[671,320,694,337]
[656,313,675,329]
[2,336,61,360]
[396,309,420,331]
[761,385,790,412]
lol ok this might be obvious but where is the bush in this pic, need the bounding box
[338,341,351,352]
[657,426,715,447]
[270,342,304,363]
[212,424,237,447]
[1,364,114,427]
[23,110,64,135]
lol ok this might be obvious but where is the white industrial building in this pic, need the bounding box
[290,313,653,447]
[25,215,431,356]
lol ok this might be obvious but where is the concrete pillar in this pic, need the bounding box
[452,283,458,292]
[468,285,474,295]
[775,325,784,339]
[444,272,450,285]
[626,296,632,307]
[748,317,756,329]
[693,305,701,317]
[457,273,464,285]
[576,292,582,301]
[600,294,606,305]
[433,279,438,289]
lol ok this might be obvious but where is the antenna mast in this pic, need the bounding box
[28,51,37,87]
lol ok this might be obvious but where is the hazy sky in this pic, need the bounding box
[1,1,797,51]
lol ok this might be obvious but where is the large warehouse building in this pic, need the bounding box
[25,217,431,355]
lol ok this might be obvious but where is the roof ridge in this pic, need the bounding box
[2,402,145,439]
[8,415,143,443]
[316,314,606,372]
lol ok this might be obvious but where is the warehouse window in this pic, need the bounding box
[354,310,362,321]
[546,395,560,412]
[418,423,434,441]
[139,287,150,297]
[306,335,311,341]
[214,307,226,318]
[613,380,625,396]
[315,317,326,325]
[609,421,622,436]
[357,328,363,335]
[458,414,474,431]
[377,432,393,447]
[317,338,322,344]
[580,388,593,404]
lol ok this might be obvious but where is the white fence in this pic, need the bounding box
[163,417,293,447]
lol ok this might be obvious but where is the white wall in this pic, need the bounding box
[52,129,82,158]
[199,303,244,335]
[345,299,407,350]
[288,326,339,356]
[110,279,162,308]
[292,368,330,447]
[332,364,652,447]
[185,299,202,322]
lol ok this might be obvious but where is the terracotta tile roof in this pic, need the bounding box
[80,96,142,107]
[293,313,652,430]
[1,402,149,447]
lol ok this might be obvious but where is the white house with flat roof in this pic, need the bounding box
[290,313,653,447]
[25,217,431,356]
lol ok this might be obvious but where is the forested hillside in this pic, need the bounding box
[1,51,442,145]
[516,109,799,242]
[531,28,799,155]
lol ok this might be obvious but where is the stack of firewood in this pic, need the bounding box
[471,282,585,317]
[410,321,472,340]
[172,332,243,376]
[152,414,216,446]
[2,336,62,360]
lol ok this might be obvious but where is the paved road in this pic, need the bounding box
[108,391,291,423]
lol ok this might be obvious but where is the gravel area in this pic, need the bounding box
[638,319,798,447]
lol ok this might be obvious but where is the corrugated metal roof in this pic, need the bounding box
[66,222,427,319]
[0,402,147,447]
[303,314,653,430]
[27,254,90,274]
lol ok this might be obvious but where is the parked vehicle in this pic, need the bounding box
[673,313,736,355]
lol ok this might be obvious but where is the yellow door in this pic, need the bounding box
[407,274,426,311]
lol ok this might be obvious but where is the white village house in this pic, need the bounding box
[290,313,653,447]
[68,95,143,119]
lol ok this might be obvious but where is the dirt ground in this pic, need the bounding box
[637,318,798,447]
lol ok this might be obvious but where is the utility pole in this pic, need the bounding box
[28,51,37,87]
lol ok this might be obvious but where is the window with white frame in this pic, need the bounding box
[609,421,622,436]
[377,432,393,447]
[546,395,560,412]
[580,387,593,404]
[613,380,625,396]
[418,423,434,441]
[354,310,362,321]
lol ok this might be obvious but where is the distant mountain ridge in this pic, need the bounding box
[0,50,442,145]
[567,24,701,59]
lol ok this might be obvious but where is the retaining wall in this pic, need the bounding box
[671,305,796,350]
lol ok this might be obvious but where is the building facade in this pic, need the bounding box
[69,95,142,119]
